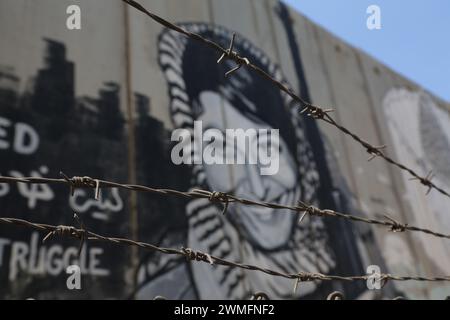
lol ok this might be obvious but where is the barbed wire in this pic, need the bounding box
[1,215,450,287]
[121,0,450,200]
[0,0,448,298]
[1,173,449,242]
[28,290,450,300]
[325,291,450,300]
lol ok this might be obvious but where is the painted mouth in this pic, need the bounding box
[229,185,300,250]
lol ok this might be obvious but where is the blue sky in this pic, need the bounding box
[283,0,450,102]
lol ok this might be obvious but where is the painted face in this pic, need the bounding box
[383,89,450,262]
[155,22,343,300]
[197,89,299,250]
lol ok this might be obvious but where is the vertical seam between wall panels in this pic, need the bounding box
[267,2,363,294]
[264,0,281,63]
[308,24,389,279]
[310,25,363,223]
[123,2,139,298]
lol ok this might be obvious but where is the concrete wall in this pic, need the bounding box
[0,0,449,299]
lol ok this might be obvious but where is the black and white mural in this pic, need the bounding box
[0,3,400,300]
[0,39,130,298]
[135,22,371,300]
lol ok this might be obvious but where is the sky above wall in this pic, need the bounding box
[283,0,450,102]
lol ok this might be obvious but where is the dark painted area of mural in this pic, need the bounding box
[133,93,192,298]
[0,38,191,299]
[276,2,366,298]
[0,38,128,299]
[277,2,402,298]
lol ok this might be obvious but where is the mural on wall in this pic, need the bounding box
[0,38,191,299]
[0,39,132,299]
[382,88,450,297]
[134,22,377,300]
[0,4,403,300]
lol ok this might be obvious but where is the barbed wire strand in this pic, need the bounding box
[121,0,450,200]
[1,216,450,286]
[152,292,450,300]
[1,174,450,242]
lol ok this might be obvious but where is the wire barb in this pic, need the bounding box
[383,214,408,233]
[60,171,101,200]
[191,189,230,215]
[366,145,387,162]
[293,272,318,294]
[42,225,76,243]
[300,105,334,120]
[410,171,435,195]
[42,213,86,259]
[182,247,214,265]
[209,191,230,215]
[297,201,325,222]
[217,33,250,77]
